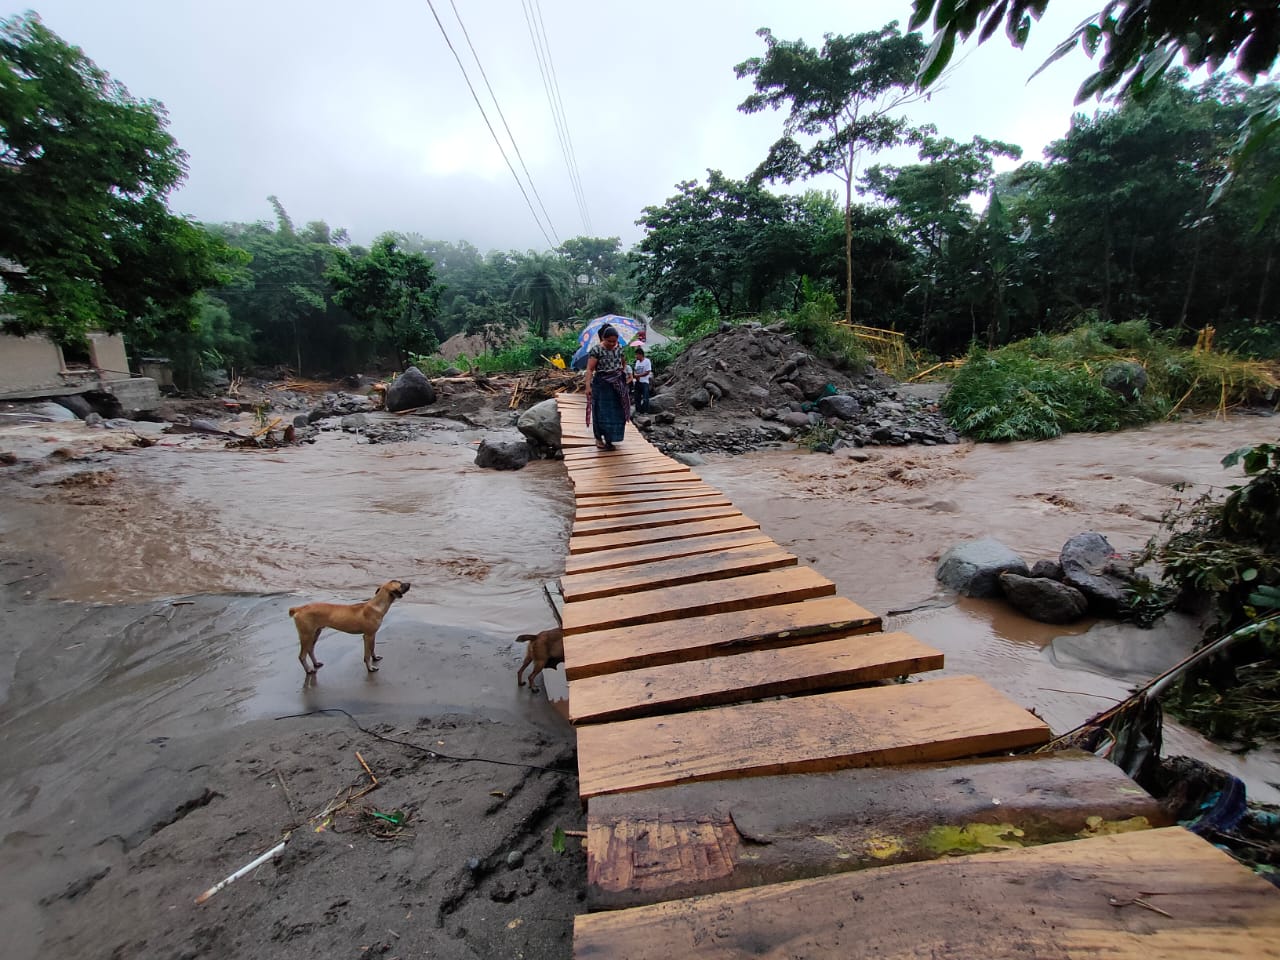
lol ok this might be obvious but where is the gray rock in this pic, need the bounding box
[1102,361,1148,401]
[746,385,771,402]
[1060,531,1128,614]
[999,572,1090,624]
[779,381,804,401]
[341,413,369,432]
[936,538,1030,598]
[647,393,677,414]
[27,402,79,422]
[385,366,437,411]
[1030,559,1063,580]
[816,394,861,420]
[84,412,104,428]
[474,438,531,471]
[779,411,811,429]
[506,850,524,869]
[55,395,95,419]
[689,388,711,409]
[670,451,705,466]
[516,398,562,454]
[293,414,310,428]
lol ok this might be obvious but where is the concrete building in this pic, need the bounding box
[0,331,160,413]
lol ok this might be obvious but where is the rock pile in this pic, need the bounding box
[639,322,958,455]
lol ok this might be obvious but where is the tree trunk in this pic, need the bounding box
[293,317,302,377]
[844,172,854,325]
[1255,233,1276,324]
[1101,225,1113,322]
[1178,225,1203,332]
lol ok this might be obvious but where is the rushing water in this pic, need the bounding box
[2,413,1278,799]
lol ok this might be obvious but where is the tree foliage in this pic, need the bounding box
[735,23,928,322]
[0,13,238,344]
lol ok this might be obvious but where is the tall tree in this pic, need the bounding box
[735,23,928,323]
[326,235,442,368]
[0,13,236,343]
[511,252,572,338]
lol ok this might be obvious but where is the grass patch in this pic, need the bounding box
[942,321,1278,442]
[781,289,869,372]
[414,333,580,375]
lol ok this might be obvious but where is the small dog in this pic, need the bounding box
[516,627,564,693]
[289,580,411,675]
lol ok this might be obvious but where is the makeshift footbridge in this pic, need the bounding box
[551,392,1280,958]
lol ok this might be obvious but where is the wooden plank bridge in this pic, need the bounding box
[552,393,1280,958]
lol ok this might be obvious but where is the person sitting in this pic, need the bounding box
[584,324,631,450]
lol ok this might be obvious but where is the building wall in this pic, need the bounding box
[0,333,65,392]
[0,331,133,393]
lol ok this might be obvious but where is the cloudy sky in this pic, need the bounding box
[8,0,1102,251]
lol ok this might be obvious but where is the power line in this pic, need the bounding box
[446,0,561,246]
[533,0,592,235]
[520,0,591,236]
[422,0,556,248]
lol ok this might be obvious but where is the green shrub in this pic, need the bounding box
[942,348,1142,441]
[782,288,869,371]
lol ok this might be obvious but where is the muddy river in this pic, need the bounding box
[2,412,1279,804]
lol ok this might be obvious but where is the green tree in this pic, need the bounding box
[0,13,236,343]
[511,252,572,338]
[861,134,1021,348]
[735,23,929,323]
[326,235,442,367]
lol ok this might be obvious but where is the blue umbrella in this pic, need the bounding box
[570,315,644,370]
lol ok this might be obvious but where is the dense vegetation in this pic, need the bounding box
[3,11,1279,400]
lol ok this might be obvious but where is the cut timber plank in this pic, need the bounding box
[565,454,672,470]
[563,595,880,679]
[569,630,943,724]
[573,487,726,508]
[573,828,1280,958]
[561,542,797,602]
[571,504,743,537]
[575,675,1049,798]
[585,750,1174,910]
[569,462,691,481]
[576,495,733,520]
[563,529,775,576]
[574,479,712,496]
[569,515,760,554]
[561,566,835,636]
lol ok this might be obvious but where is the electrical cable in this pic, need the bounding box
[274,706,575,775]
[447,0,561,246]
[422,0,557,248]
[532,0,591,234]
[520,0,590,235]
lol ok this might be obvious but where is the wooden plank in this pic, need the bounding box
[585,751,1174,910]
[576,495,733,521]
[575,675,1049,799]
[573,487,726,508]
[565,453,672,469]
[571,504,743,537]
[574,828,1280,958]
[564,446,664,461]
[569,630,943,724]
[563,528,776,576]
[561,566,835,636]
[569,462,691,481]
[573,480,712,499]
[563,595,881,679]
[569,515,761,554]
[561,542,798,602]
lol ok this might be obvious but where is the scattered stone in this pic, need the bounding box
[55,395,95,419]
[475,438,531,471]
[506,850,524,869]
[516,399,562,458]
[999,572,1090,624]
[1030,559,1063,580]
[936,538,1030,598]
[670,451,705,466]
[1060,531,1129,614]
[84,412,104,428]
[341,413,369,433]
[817,395,861,420]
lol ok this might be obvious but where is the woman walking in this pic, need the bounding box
[584,323,630,450]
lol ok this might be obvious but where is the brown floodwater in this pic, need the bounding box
[2,413,1278,800]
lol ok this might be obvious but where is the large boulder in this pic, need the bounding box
[816,394,861,421]
[1060,531,1129,615]
[647,392,677,414]
[385,366,436,412]
[936,537,1030,598]
[1101,361,1148,402]
[516,399,562,456]
[999,572,1090,624]
[475,438,531,471]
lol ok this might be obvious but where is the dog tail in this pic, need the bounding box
[516,633,537,644]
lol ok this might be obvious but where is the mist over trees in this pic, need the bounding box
[5,11,1279,387]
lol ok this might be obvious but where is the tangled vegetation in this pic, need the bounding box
[942,321,1278,442]
[1142,442,1280,747]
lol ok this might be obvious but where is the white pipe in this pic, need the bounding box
[194,839,287,905]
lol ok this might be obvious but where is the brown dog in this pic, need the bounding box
[289,580,411,675]
[516,627,564,693]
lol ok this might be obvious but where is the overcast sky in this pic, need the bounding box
[9,1,1102,252]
